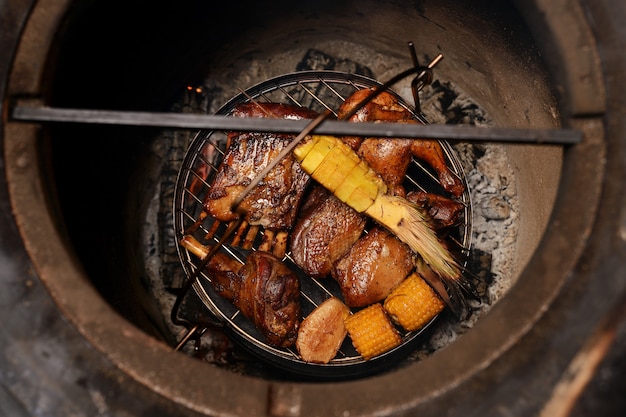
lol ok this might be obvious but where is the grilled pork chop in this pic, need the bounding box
[203,102,319,230]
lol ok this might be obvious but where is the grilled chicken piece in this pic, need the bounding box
[332,227,415,308]
[356,135,414,197]
[204,103,319,230]
[406,190,465,230]
[337,86,410,123]
[289,186,367,278]
[180,236,301,348]
[409,139,465,197]
[337,88,465,197]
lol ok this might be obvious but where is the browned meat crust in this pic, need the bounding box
[332,227,415,308]
[203,103,319,230]
[184,236,302,348]
[289,186,367,278]
[338,87,465,197]
[204,251,244,301]
[406,190,465,230]
[237,251,301,347]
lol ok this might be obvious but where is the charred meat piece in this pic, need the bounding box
[338,88,465,197]
[406,190,465,230]
[289,186,367,278]
[332,227,415,308]
[180,235,244,300]
[204,251,244,301]
[237,251,302,348]
[180,236,301,348]
[357,135,414,196]
[203,103,319,230]
[409,139,464,197]
[337,86,410,123]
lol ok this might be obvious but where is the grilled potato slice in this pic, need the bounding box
[296,297,350,364]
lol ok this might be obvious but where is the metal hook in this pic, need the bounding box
[408,41,443,113]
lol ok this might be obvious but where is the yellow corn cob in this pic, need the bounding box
[295,135,384,212]
[344,303,402,360]
[384,272,446,332]
[293,134,466,312]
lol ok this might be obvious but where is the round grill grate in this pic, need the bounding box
[173,70,473,378]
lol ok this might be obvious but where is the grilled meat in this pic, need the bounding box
[338,88,465,197]
[289,186,367,278]
[203,251,243,301]
[203,102,319,230]
[406,190,465,230]
[356,135,414,196]
[180,236,301,348]
[338,86,410,124]
[331,227,415,308]
[290,89,468,312]
[410,139,465,197]
[237,250,302,348]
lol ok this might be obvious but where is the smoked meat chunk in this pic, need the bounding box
[332,227,415,308]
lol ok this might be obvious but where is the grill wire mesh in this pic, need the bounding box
[173,70,473,377]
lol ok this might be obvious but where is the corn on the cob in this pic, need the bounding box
[344,303,402,360]
[293,134,466,313]
[384,272,446,332]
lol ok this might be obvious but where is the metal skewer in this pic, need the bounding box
[10,103,581,144]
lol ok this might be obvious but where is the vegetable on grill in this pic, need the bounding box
[296,297,351,364]
[293,134,470,315]
[344,303,402,360]
[384,272,446,332]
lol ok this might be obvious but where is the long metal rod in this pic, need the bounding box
[11,105,582,144]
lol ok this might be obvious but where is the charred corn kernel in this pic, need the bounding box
[344,303,402,360]
[384,272,446,332]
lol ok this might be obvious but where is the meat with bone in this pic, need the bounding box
[203,103,319,230]
[337,87,465,197]
[236,250,302,347]
[331,227,415,308]
[289,186,367,278]
[180,235,301,348]
[406,190,465,230]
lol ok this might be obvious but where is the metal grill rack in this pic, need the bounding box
[172,70,473,378]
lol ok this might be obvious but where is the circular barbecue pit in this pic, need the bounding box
[1,0,625,416]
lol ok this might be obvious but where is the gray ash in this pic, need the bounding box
[296,48,375,78]
[429,80,489,126]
